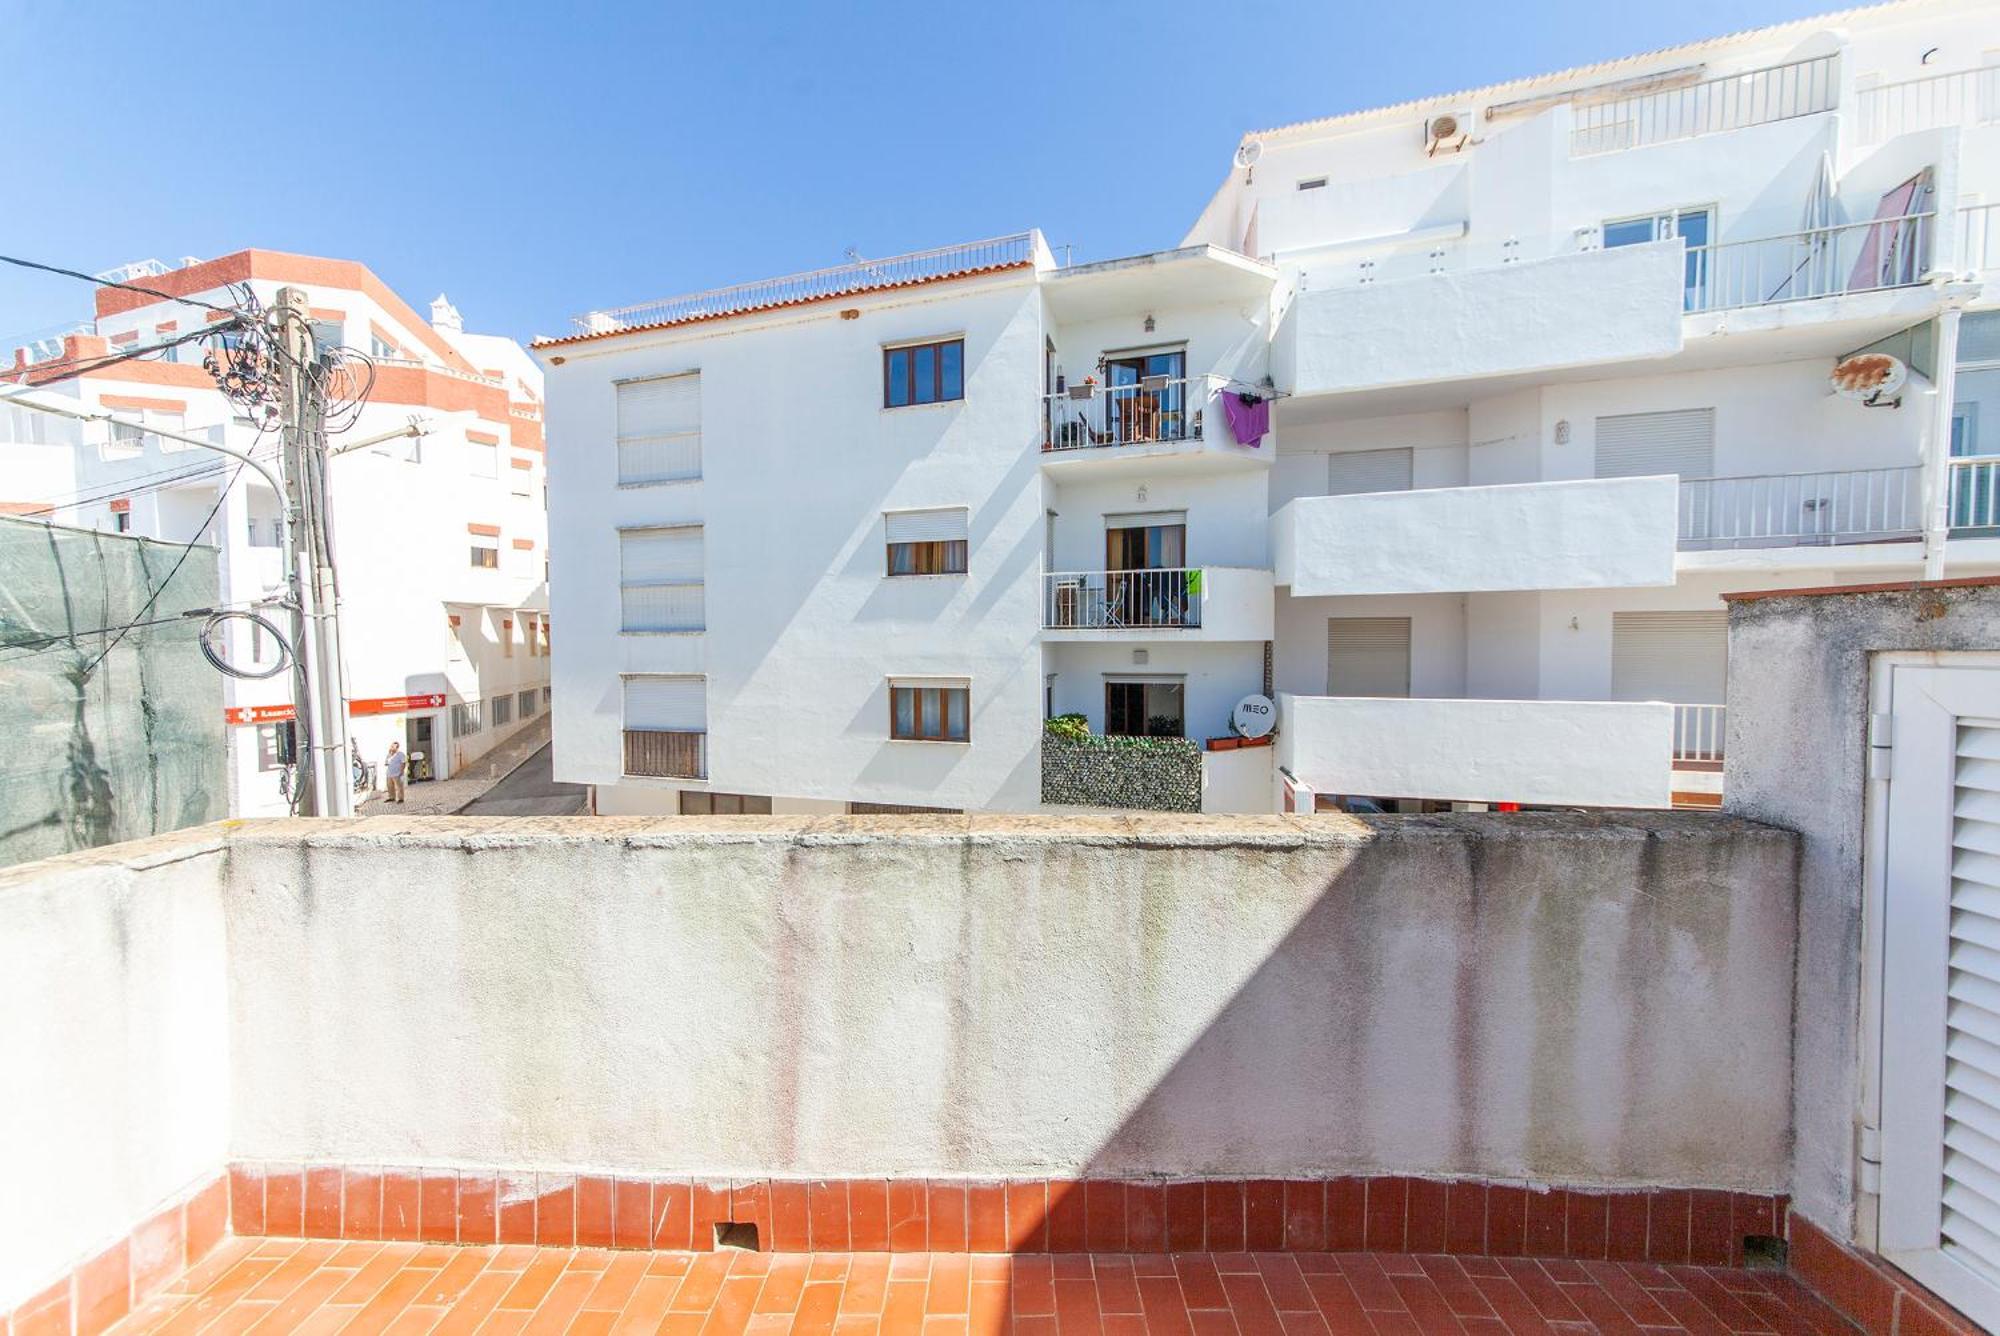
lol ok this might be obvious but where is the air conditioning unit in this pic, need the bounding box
[1424,112,1471,157]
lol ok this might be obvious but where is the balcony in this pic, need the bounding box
[1854,65,2000,145]
[1276,693,1675,808]
[1683,213,1934,313]
[1041,567,1274,641]
[1569,54,1839,156]
[1274,241,1686,399]
[1039,378,1267,475]
[1677,466,1923,552]
[1273,476,1678,598]
[1953,457,2000,533]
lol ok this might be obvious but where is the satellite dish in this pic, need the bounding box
[1232,694,1276,740]
[1234,140,1263,169]
[1830,352,1907,404]
[1429,114,1461,140]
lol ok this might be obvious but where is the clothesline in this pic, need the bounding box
[1201,372,1290,403]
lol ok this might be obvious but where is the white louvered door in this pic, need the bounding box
[1879,662,2000,1330]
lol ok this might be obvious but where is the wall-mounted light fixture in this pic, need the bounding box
[1143,315,1155,334]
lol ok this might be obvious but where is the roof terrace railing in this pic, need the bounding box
[1570,54,1839,156]
[1855,65,2000,145]
[569,233,1042,337]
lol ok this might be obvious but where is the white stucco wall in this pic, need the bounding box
[213,814,1794,1189]
[1274,476,1679,597]
[545,272,1048,814]
[0,832,230,1313]
[1278,693,1675,808]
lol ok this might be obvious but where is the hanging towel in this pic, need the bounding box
[1222,392,1269,447]
[1183,568,1204,597]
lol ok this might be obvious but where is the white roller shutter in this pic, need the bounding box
[885,508,968,544]
[620,527,704,632]
[620,526,703,581]
[623,675,706,730]
[1327,448,1413,496]
[617,373,701,484]
[1326,617,1411,697]
[1595,408,1715,480]
[1611,611,1727,703]
[1946,721,2000,1280]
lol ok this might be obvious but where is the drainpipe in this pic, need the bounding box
[1923,282,1983,580]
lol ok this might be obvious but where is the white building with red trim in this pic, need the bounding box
[2,250,551,815]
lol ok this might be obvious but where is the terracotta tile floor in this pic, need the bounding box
[110,1236,1859,1336]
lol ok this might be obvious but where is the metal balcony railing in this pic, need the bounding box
[1682,213,1933,311]
[1855,66,2000,144]
[1963,203,2000,275]
[1044,569,1204,630]
[571,234,1040,336]
[623,729,705,779]
[1570,55,1838,156]
[1677,467,1924,550]
[1043,378,1203,452]
[1673,704,1726,763]
[1951,458,2000,532]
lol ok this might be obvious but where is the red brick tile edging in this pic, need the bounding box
[225,1165,1786,1265]
[3,1174,227,1336]
[1787,1210,1984,1335]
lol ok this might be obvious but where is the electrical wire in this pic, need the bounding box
[2,322,243,388]
[0,611,209,661]
[72,459,247,679]
[0,253,239,317]
[15,445,283,518]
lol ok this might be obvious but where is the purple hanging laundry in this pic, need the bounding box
[1222,392,1269,447]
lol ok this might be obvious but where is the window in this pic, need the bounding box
[680,791,772,815]
[1611,611,1727,706]
[543,684,552,705]
[889,679,970,742]
[1105,679,1184,737]
[523,614,539,656]
[884,507,969,576]
[148,411,190,453]
[617,372,701,484]
[1,402,47,444]
[883,339,964,408]
[518,689,537,718]
[255,724,289,772]
[623,675,706,778]
[309,319,343,355]
[103,420,145,460]
[1326,617,1411,697]
[510,462,531,496]
[491,693,514,728]
[113,510,132,533]
[1603,207,1713,309]
[1102,349,1190,444]
[1298,177,1328,191]
[1328,448,1413,496]
[470,545,499,568]
[501,618,514,657]
[1594,408,1715,481]
[451,700,483,737]
[468,439,498,478]
[620,526,704,632]
[368,330,400,358]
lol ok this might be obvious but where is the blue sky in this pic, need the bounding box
[0,0,1833,347]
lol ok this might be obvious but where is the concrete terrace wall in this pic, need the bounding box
[0,830,230,1312]
[219,814,1796,1187]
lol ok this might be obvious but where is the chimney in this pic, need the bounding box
[430,294,463,333]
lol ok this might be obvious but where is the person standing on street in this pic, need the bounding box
[384,740,408,804]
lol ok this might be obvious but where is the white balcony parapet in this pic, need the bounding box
[1042,378,1202,452]
[1674,704,1726,764]
[1276,694,1674,809]
[1962,203,2000,276]
[1952,457,2000,531]
[1855,66,2000,145]
[1569,54,1838,156]
[1274,476,1678,598]
[1678,466,1923,550]
[1683,214,1933,312]
[564,233,1043,337]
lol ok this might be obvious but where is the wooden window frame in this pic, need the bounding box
[889,684,970,742]
[885,538,968,577]
[882,339,965,409]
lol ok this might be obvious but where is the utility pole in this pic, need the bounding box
[274,286,355,816]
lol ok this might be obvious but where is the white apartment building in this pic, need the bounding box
[2,250,552,815]
[543,0,2000,816]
